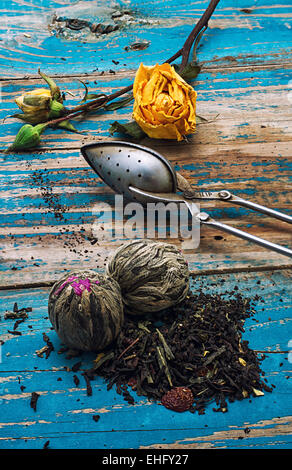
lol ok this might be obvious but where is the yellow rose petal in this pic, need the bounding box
[133,62,197,141]
[133,63,154,96]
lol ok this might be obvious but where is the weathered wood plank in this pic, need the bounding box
[0,148,291,286]
[1,0,292,77]
[1,63,292,149]
[0,270,291,449]
[1,136,291,286]
[0,0,291,452]
[139,417,292,449]
[0,61,291,286]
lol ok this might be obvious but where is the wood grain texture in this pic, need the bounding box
[1,63,292,149]
[0,61,291,285]
[0,0,292,450]
[0,270,291,449]
[1,0,292,77]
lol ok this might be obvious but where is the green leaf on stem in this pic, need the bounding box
[178,63,201,81]
[78,80,106,103]
[109,120,146,139]
[38,68,62,102]
[104,94,134,111]
[8,111,49,125]
[56,120,83,134]
[192,26,207,63]
[196,113,219,124]
[174,26,207,81]
[196,114,208,124]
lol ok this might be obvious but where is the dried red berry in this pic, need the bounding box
[161,387,194,412]
[127,377,137,390]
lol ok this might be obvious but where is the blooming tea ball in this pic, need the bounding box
[48,270,124,351]
[106,239,190,315]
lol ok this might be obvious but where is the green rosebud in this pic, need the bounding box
[15,88,51,114]
[22,94,51,108]
[7,123,47,152]
[49,99,65,119]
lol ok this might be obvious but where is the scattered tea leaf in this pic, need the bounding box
[30,392,40,411]
[73,375,80,387]
[239,357,247,367]
[156,328,175,360]
[252,387,265,397]
[43,440,50,449]
[8,329,22,336]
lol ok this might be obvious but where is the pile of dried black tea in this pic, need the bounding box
[84,289,272,414]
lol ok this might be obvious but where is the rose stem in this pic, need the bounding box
[46,0,220,128]
[167,0,221,70]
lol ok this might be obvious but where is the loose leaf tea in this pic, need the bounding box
[90,289,272,414]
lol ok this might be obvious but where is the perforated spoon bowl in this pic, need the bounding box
[81,141,292,258]
[81,141,176,204]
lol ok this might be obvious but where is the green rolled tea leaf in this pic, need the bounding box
[104,94,134,111]
[109,120,146,139]
[156,328,175,360]
[93,352,115,370]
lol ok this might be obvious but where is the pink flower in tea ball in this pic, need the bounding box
[71,278,92,296]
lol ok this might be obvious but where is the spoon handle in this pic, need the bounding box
[196,212,292,258]
[219,191,292,224]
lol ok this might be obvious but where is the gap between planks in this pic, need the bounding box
[1,264,292,291]
[1,59,292,82]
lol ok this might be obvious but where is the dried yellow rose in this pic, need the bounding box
[133,63,197,141]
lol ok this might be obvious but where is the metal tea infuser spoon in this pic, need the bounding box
[81,141,292,258]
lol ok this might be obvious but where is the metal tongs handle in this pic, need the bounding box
[196,211,292,259]
[216,191,292,224]
[129,186,292,259]
[185,190,292,224]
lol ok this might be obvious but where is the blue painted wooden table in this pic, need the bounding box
[0,0,291,450]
